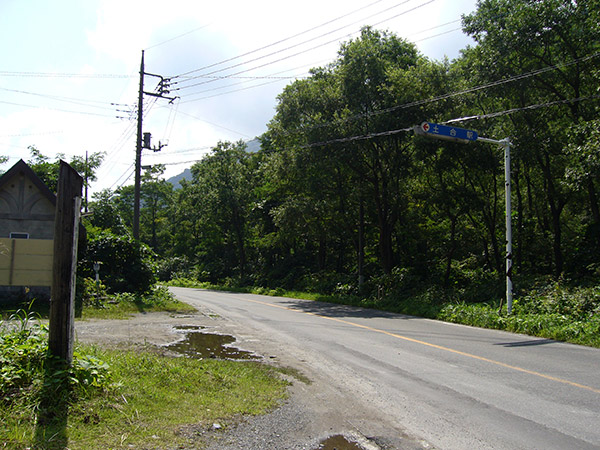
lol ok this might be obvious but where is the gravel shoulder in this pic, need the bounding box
[75,308,431,450]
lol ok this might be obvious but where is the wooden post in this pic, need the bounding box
[49,161,83,365]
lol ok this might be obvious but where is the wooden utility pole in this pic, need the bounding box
[49,161,83,365]
[132,50,175,241]
[133,50,145,240]
[132,50,175,240]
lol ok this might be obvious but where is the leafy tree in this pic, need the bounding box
[154,5,599,301]
[25,146,105,195]
[261,66,359,285]
[139,165,174,254]
[80,229,156,294]
[27,146,60,191]
[462,0,600,277]
[183,141,254,281]
[87,189,129,235]
[334,27,421,273]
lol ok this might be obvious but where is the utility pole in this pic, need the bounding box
[84,150,89,214]
[133,50,176,240]
[133,50,145,240]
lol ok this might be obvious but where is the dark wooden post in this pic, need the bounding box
[49,161,83,365]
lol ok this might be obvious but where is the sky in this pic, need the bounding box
[0,0,479,195]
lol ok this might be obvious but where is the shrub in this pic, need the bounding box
[0,307,111,406]
[80,230,156,295]
[156,256,193,282]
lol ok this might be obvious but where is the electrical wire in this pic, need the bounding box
[145,23,212,51]
[162,97,180,144]
[0,71,131,79]
[266,93,597,155]
[0,86,121,111]
[0,99,116,118]
[175,0,388,79]
[272,50,600,140]
[445,94,600,124]
[109,164,135,191]
[176,110,252,138]
[171,12,463,104]
[173,0,434,92]
[171,62,314,103]
[178,77,288,104]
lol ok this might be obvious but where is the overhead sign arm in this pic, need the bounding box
[415,122,513,314]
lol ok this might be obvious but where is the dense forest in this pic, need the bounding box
[15,0,600,307]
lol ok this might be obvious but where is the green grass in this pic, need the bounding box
[79,294,195,320]
[436,284,600,347]
[80,285,196,320]
[0,286,196,321]
[69,347,288,450]
[1,289,291,449]
[1,341,289,450]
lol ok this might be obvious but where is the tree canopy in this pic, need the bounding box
[83,1,600,302]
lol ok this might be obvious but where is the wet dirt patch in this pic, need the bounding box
[316,434,365,450]
[165,326,260,360]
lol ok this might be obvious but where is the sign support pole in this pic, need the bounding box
[476,136,513,314]
[416,123,513,314]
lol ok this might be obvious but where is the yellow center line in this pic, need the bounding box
[242,296,600,395]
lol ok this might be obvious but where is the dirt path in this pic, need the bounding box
[75,308,430,450]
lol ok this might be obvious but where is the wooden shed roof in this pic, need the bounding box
[0,159,56,207]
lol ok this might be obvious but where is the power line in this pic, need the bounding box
[145,23,212,51]
[0,99,116,118]
[0,71,131,79]
[173,12,464,103]
[178,77,287,104]
[295,94,600,150]
[108,164,135,191]
[409,18,461,37]
[174,0,389,79]
[168,6,478,107]
[173,0,432,91]
[445,94,600,124]
[414,26,462,43]
[176,110,252,138]
[0,86,120,111]
[142,93,600,171]
[172,62,317,103]
[275,50,600,140]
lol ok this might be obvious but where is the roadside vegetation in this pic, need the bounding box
[106,1,600,351]
[2,1,599,445]
[167,275,600,348]
[0,298,289,450]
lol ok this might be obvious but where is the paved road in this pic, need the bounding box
[169,287,600,449]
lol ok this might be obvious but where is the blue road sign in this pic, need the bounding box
[419,122,478,142]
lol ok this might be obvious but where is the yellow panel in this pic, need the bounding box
[0,257,10,270]
[13,254,53,270]
[12,270,53,286]
[0,238,54,287]
[14,239,54,256]
[0,239,11,271]
[0,269,9,285]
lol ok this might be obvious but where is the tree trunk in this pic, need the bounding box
[444,214,458,288]
[587,177,600,250]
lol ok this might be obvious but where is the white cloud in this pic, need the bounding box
[2,0,481,192]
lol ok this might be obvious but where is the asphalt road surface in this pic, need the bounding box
[169,287,600,449]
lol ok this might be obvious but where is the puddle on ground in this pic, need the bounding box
[315,435,364,450]
[166,326,259,360]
